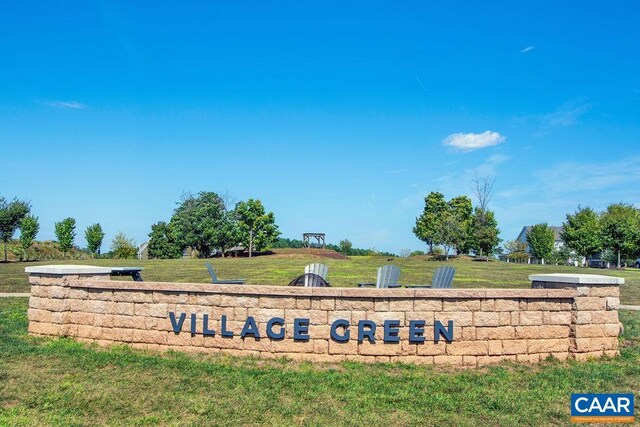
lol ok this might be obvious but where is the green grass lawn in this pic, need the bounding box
[2,255,640,304]
[0,297,639,426]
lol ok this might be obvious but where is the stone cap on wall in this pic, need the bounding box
[25,265,112,275]
[529,273,624,285]
[68,279,576,299]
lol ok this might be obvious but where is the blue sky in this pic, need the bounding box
[1,1,639,254]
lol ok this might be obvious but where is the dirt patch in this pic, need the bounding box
[270,248,348,260]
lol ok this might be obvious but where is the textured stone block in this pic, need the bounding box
[519,311,543,326]
[476,326,516,340]
[443,299,482,312]
[474,312,501,327]
[413,299,443,311]
[527,338,569,353]
[502,339,528,355]
[335,298,374,311]
[446,341,489,356]
[494,299,520,311]
[433,355,463,365]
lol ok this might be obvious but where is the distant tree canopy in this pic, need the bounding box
[271,238,397,257]
[414,191,499,257]
[148,221,181,259]
[413,192,448,254]
[234,199,279,257]
[54,217,76,258]
[339,239,352,256]
[560,206,602,264]
[152,192,280,258]
[600,203,640,267]
[504,240,529,262]
[526,223,555,263]
[110,232,137,259]
[19,215,39,261]
[0,196,31,262]
[85,223,105,256]
[470,208,501,257]
[169,192,228,257]
[560,203,640,267]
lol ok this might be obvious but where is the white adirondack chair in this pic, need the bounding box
[304,263,329,287]
[358,265,402,288]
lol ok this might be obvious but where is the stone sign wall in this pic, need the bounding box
[25,266,622,366]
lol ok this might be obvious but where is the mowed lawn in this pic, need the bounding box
[0,297,639,426]
[2,255,640,304]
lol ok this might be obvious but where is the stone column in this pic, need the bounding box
[530,273,623,360]
[25,265,111,337]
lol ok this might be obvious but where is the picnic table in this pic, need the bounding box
[110,267,144,282]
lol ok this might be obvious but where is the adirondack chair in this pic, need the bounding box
[304,263,329,287]
[205,262,246,284]
[357,265,402,288]
[406,266,455,288]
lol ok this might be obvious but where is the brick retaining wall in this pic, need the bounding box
[25,267,622,366]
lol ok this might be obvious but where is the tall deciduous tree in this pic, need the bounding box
[560,206,602,267]
[169,192,228,257]
[148,221,182,259]
[0,196,31,262]
[235,199,280,257]
[413,192,447,254]
[526,223,555,264]
[19,215,39,261]
[54,217,76,258]
[448,195,473,255]
[600,203,640,267]
[471,208,501,257]
[85,223,105,257]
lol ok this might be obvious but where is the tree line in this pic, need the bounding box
[148,192,279,259]
[1,195,141,261]
[271,237,397,257]
[508,204,640,267]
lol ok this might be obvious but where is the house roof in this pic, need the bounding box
[517,226,563,242]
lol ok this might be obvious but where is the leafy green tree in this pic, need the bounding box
[110,232,137,259]
[600,203,640,267]
[0,196,31,262]
[413,192,447,254]
[169,192,230,257]
[339,239,353,256]
[448,196,473,255]
[560,206,602,267]
[526,223,555,264]
[85,223,105,257]
[235,199,280,257]
[471,208,501,257]
[54,217,76,258]
[215,210,242,257]
[148,222,182,259]
[19,215,39,261]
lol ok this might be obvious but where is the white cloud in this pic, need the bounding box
[442,131,506,152]
[40,100,87,109]
[520,46,535,53]
[384,169,408,175]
